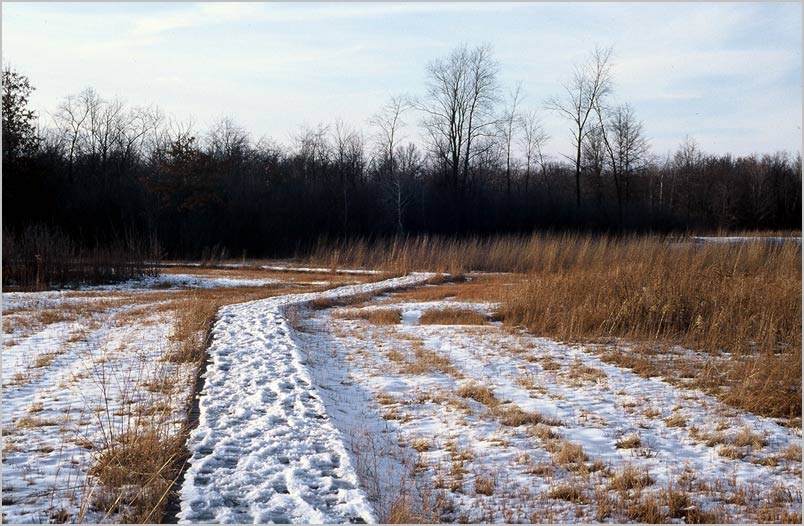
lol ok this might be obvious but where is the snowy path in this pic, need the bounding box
[176,273,432,524]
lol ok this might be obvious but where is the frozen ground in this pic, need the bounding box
[1,270,322,523]
[2,300,191,523]
[160,261,385,276]
[296,294,802,523]
[5,271,801,523]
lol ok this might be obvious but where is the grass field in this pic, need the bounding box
[3,234,801,523]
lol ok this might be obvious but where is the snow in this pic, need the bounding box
[5,270,800,523]
[692,236,801,245]
[144,273,284,289]
[160,261,385,276]
[2,301,193,524]
[176,273,433,524]
[293,298,802,523]
[94,273,285,291]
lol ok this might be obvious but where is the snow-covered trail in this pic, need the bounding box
[176,273,432,524]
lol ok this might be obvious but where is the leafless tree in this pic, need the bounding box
[206,116,250,162]
[518,109,549,195]
[371,96,413,234]
[293,123,331,176]
[548,45,613,208]
[332,120,366,231]
[594,103,650,225]
[582,122,608,209]
[417,43,500,196]
[497,84,522,199]
[673,136,703,223]
[52,90,91,180]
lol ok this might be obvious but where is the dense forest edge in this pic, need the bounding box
[2,45,801,288]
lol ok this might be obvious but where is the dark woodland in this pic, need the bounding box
[3,46,801,286]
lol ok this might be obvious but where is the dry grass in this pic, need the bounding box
[160,264,376,286]
[493,405,558,427]
[551,441,587,467]
[664,412,688,428]
[456,382,499,407]
[733,426,767,449]
[615,433,642,449]
[718,444,746,460]
[473,473,496,496]
[411,438,431,453]
[499,235,801,419]
[333,308,401,325]
[398,344,460,377]
[15,416,58,429]
[609,465,655,492]
[33,351,59,368]
[384,273,523,304]
[567,359,606,383]
[298,234,801,420]
[419,307,488,325]
[626,492,665,523]
[88,429,183,523]
[308,292,373,310]
[546,483,589,504]
[780,444,801,462]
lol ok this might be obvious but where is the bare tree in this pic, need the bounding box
[371,96,412,234]
[417,43,500,196]
[497,84,523,200]
[594,103,649,225]
[548,46,613,208]
[332,120,366,232]
[673,136,703,223]
[206,116,250,162]
[519,109,549,195]
[582,122,608,210]
[52,89,92,180]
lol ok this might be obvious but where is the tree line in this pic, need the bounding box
[3,45,801,261]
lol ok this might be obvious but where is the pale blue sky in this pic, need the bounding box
[2,2,801,157]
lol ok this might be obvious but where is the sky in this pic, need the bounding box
[2,1,802,158]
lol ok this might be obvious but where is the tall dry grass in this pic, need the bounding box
[301,234,640,274]
[304,233,801,418]
[2,225,160,291]
[498,235,801,419]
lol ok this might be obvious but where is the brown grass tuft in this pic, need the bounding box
[552,441,587,467]
[333,308,401,324]
[456,382,499,407]
[718,444,746,459]
[546,483,589,504]
[493,405,558,427]
[732,425,767,449]
[88,429,183,523]
[615,433,642,449]
[473,474,496,496]
[609,465,655,491]
[780,443,802,462]
[419,307,488,325]
[399,345,460,377]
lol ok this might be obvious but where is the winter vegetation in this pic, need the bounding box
[2,10,802,525]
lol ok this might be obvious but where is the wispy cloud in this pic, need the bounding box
[2,2,800,155]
